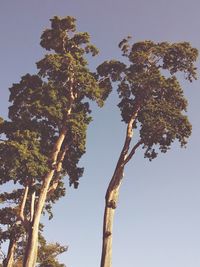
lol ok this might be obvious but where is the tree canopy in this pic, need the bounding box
[97,39,198,160]
[0,16,110,266]
[97,38,198,267]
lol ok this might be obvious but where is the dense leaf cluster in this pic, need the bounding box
[97,38,198,160]
[0,16,110,264]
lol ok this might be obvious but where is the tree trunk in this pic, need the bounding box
[30,191,36,222]
[100,106,141,267]
[4,239,17,267]
[23,76,75,267]
[23,128,67,267]
[100,174,122,267]
[4,185,29,267]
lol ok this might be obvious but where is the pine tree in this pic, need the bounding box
[97,38,198,267]
[0,16,110,266]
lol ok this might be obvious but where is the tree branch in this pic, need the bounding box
[117,105,140,166]
[106,106,141,195]
[124,140,143,165]
[30,191,36,222]
[19,185,29,221]
[47,145,68,196]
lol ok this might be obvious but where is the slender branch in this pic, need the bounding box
[106,106,140,195]
[124,140,143,165]
[121,106,140,157]
[12,185,31,230]
[47,145,68,196]
[19,185,29,221]
[30,191,36,222]
[57,146,68,172]
[62,33,67,54]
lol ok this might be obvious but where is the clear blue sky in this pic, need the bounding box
[0,1,200,267]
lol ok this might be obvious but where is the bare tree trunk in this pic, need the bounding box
[100,172,122,267]
[30,191,36,222]
[20,185,29,222]
[4,185,29,267]
[23,127,67,267]
[4,239,17,267]
[47,146,68,197]
[100,107,141,267]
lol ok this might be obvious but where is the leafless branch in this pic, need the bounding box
[124,139,143,165]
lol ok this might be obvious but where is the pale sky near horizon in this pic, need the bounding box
[0,1,200,267]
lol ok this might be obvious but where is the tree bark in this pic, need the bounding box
[20,185,29,222]
[23,127,67,267]
[100,107,141,267]
[100,171,122,267]
[4,239,17,267]
[4,185,29,267]
[24,76,75,267]
[30,191,36,223]
[47,146,68,197]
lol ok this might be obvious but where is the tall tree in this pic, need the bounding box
[0,16,110,266]
[97,38,198,267]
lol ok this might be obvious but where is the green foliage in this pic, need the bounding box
[0,233,67,267]
[0,15,110,198]
[5,16,110,189]
[37,234,67,267]
[97,38,198,160]
[0,16,110,264]
[0,128,49,185]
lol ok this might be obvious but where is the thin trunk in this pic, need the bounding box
[20,185,29,221]
[23,127,67,267]
[100,170,123,267]
[100,107,141,267]
[33,238,38,267]
[4,185,29,267]
[24,76,75,267]
[26,189,37,264]
[47,146,68,197]
[4,239,17,267]
[30,191,36,222]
